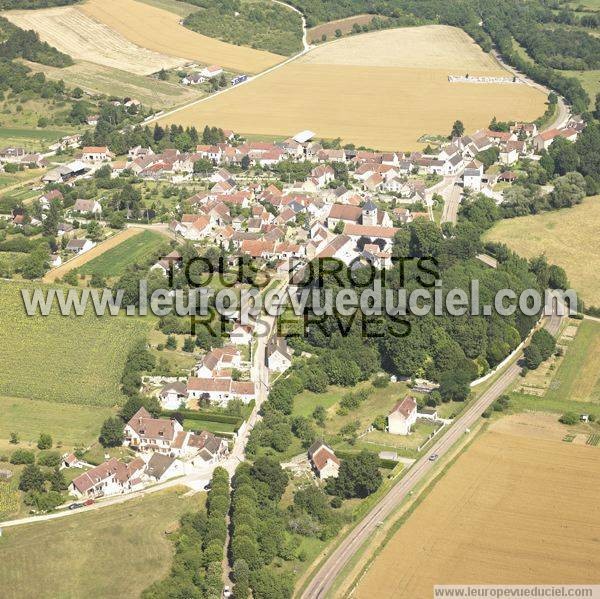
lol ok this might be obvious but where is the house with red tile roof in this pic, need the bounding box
[308,441,340,479]
[70,457,145,499]
[388,396,417,435]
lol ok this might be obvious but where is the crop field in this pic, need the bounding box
[544,319,600,404]
[43,227,146,283]
[484,196,600,306]
[307,15,377,44]
[158,25,546,150]
[0,281,149,407]
[75,229,169,279]
[4,6,185,76]
[0,488,199,599]
[80,0,284,74]
[137,0,199,18]
[0,396,113,448]
[355,423,600,598]
[24,60,202,111]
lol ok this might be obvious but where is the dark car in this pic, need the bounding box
[68,503,83,510]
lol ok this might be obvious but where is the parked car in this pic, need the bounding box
[83,498,94,506]
[68,503,83,510]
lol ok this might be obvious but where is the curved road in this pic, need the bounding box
[301,312,562,599]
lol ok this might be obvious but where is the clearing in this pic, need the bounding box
[355,421,600,598]
[484,196,600,307]
[307,15,378,44]
[158,25,546,150]
[0,488,200,599]
[43,227,147,283]
[80,0,284,74]
[0,280,149,407]
[4,6,184,76]
[75,229,170,279]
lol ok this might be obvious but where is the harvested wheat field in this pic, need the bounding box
[158,25,546,150]
[5,7,184,76]
[80,0,284,74]
[354,422,600,598]
[43,228,144,283]
[484,196,600,306]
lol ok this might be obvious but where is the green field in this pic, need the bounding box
[0,488,200,599]
[545,319,600,404]
[0,281,150,407]
[0,396,113,448]
[292,386,349,417]
[183,418,237,434]
[564,69,600,109]
[76,230,169,278]
[137,0,199,17]
[484,196,600,307]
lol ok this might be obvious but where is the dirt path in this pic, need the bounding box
[43,227,143,283]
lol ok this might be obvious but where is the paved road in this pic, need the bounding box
[301,312,562,599]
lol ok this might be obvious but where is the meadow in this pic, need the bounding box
[25,60,202,111]
[0,395,113,448]
[80,0,284,73]
[355,424,600,597]
[484,196,600,307]
[5,6,184,76]
[158,26,546,150]
[0,489,200,599]
[75,229,169,279]
[0,280,149,407]
[307,15,376,43]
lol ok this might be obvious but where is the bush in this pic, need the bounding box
[10,449,35,465]
[38,451,61,468]
[559,411,579,425]
[37,432,52,450]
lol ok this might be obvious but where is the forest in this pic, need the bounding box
[182,0,304,56]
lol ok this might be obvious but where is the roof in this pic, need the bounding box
[82,146,109,153]
[145,453,176,479]
[308,441,340,472]
[293,130,315,143]
[343,223,397,239]
[72,457,143,494]
[126,407,177,441]
[390,396,417,419]
[328,204,362,221]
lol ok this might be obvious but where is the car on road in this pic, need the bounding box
[429,453,439,461]
[68,503,83,510]
[83,498,94,506]
[223,586,232,598]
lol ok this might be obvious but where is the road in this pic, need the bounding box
[144,2,312,127]
[428,175,462,224]
[301,312,562,599]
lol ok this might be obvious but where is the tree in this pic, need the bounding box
[90,273,106,288]
[9,432,19,444]
[251,457,288,501]
[99,417,124,447]
[48,466,67,492]
[19,464,45,492]
[10,449,35,465]
[232,559,250,599]
[86,220,103,242]
[166,335,177,350]
[523,344,543,370]
[312,405,326,426]
[120,395,161,421]
[439,370,470,402]
[37,433,52,450]
[62,270,78,286]
[183,336,195,352]
[450,120,464,138]
[241,154,251,170]
[328,451,382,499]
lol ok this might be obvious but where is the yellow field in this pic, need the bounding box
[355,421,600,598]
[158,25,546,150]
[80,0,284,74]
[5,7,184,76]
[484,196,600,306]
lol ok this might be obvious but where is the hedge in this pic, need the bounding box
[162,409,242,425]
[334,450,398,470]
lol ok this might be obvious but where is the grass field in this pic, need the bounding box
[75,229,169,279]
[484,196,600,306]
[183,418,237,434]
[158,25,546,150]
[355,423,600,597]
[5,6,185,76]
[44,227,148,283]
[25,60,202,111]
[0,395,113,448]
[544,319,600,403]
[0,280,149,407]
[307,15,377,44]
[80,0,284,74]
[564,69,600,110]
[137,0,199,17]
[0,488,200,599]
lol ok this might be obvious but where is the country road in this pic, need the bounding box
[301,312,562,599]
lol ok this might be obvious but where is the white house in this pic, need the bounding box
[158,381,187,410]
[81,146,111,162]
[144,454,184,482]
[388,396,418,435]
[200,65,223,78]
[73,199,102,215]
[308,441,340,479]
[229,324,253,346]
[65,238,96,254]
[266,335,292,373]
[187,377,255,405]
[124,408,182,454]
[70,457,145,499]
